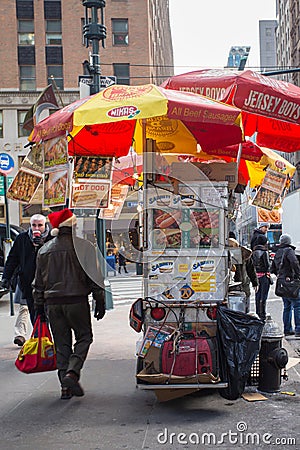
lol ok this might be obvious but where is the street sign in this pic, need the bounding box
[78,75,117,89]
[0,176,13,195]
[78,75,94,86]
[0,153,14,175]
[100,76,117,88]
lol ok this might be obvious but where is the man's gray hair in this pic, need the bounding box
[30,214,46,224]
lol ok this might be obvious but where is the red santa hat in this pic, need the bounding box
[48,208,77,236]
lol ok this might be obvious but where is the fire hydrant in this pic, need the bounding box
[258,314,288,393]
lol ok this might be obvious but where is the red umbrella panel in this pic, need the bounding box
[112,149,143,185]
[29,84,243,158]
[162,69,300,152]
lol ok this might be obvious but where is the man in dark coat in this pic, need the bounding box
[1,214,52,330]
[229,237,258,313]
[271,234,300,337]
[32,208,106,400]
[250,223,269,250]
[252,234,271,320]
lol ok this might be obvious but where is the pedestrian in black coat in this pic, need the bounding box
[250,223,269,250]
[252,234,271,320]
[117,245,128,274]
[271,234,300,337]
[1,214,52,324]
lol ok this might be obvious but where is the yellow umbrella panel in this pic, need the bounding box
[246,147,296,188]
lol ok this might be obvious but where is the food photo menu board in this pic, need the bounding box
[147,186,221,251]
[146,256,226,302]
[145,184,227,302]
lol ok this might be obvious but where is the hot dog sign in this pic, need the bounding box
[70,179,111,208]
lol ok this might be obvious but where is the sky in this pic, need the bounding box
[169,0,276,75]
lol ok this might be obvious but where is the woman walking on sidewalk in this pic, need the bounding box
[271,234,300,337]
[117,246,128,274]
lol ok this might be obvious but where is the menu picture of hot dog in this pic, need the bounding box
[152,209,182,249]
[153,209,181,229]
[152,228,182,249]
[70,180,111,209]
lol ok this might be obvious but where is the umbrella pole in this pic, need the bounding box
[236,143,242,184]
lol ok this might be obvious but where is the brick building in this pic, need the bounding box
[0,0,174,227]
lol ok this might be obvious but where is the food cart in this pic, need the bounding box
[130,145,263,402]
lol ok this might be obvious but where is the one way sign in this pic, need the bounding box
[78,75,117,89]
[100,76,117,88]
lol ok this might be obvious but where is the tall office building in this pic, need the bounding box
[0,0,174,227]
[225,46,250,70]
[259,20,277,73]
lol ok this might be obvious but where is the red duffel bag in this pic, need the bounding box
[15,315,57,374]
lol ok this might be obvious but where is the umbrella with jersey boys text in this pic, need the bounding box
[162,69,300,153]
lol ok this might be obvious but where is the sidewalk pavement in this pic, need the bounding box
[0,296,299,450]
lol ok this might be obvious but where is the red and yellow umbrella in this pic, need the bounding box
[164,144,296,189]
[162,69,300,153]
[30,84,243,158]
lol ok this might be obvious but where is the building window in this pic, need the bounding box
[47,65,63,90]
[113,63,130,85]
[16,0,34,19]
[18,20,35,45]
[44,1,61,20]
[17,111,31,137]
[19,65,36,91]
[46,20,62,45]
[265,28,272,37]
[112,19,128,46]
[0,111,3,138]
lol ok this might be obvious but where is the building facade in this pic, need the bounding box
[0,0,174,228]
[259,20,277,72]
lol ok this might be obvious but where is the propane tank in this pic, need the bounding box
[258,314,288,393]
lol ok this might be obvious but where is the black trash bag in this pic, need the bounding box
[217,305,264,400]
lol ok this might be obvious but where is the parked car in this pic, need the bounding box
[0,223,25,298]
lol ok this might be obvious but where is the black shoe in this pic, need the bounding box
[62,372,84,397]
[61,387,73,400]
[284,331,295,336]
[14,336,25,347]
[295,333,300,338]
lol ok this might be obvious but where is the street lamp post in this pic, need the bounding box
[81,1,112,303]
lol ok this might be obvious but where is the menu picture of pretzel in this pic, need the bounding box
[7,169,43,203]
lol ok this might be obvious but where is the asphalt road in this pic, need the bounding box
[0,283,299,450]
